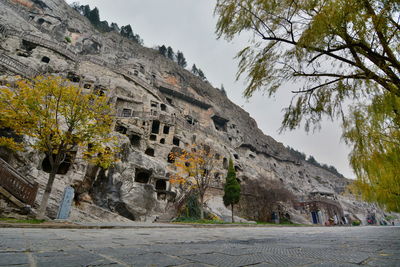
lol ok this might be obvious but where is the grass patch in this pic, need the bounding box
[173,218,228,224]
[172,218,309,226]
[0,218,45,224]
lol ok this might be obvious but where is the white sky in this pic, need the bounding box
[66,0,354,178]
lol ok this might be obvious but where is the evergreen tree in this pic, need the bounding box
[223,159,241,223]
[158,45,167,57]
[120,25,143,44]
[120,25,134,39]
[87,7,100,26]
[167,46,175,61]
[81,5,90,16]
[110,22,120,32]
[220,84,227,95]
[176,51,187,68]
[72,4,90,16]
[306,155,318,166]
[197,69,206,80]
[97,20,111,33]
[70,3,144,44]
[191,64,198,75]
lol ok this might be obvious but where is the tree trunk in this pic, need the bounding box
[200,195,204,220]
[37,170,57,219]
[231,204,234,223]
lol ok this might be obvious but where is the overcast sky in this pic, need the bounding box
[66,0,354,178]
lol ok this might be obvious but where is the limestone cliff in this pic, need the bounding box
[0,0,387,224]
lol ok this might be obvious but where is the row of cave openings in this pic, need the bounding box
[115,119,181,158]
[66,72,107,96]
[134,168,169,200]
[18,40,52,64]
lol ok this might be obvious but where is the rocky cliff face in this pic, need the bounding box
[0,0,387,224]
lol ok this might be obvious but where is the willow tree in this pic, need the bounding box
[215,0,400,211]
[0,76,118,218]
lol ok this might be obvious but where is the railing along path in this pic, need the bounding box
[0,157,38,206]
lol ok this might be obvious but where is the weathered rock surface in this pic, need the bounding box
[0,0,394,225]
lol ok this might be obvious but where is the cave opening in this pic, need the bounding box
[163,125,170,134]
[67,72,80,83]
[211,115,229,132]
[130,134,141,147]
[145,147,155,157]
[135,169,151,184]
[115,125,127,134]
[42,153,75,175]
[160,104,167,111]
[149,134,157,141]
[151,120,160,134]
[21,40,37,52]
[155,179,167,191]
[41,56,50,63]
[173,136,180,146]
[160,138,165,144]
[151,101,158,108]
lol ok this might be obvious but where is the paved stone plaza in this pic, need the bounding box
[0,225,399,267]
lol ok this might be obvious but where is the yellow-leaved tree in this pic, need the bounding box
[170,145,220,220]
[0,76,118,218]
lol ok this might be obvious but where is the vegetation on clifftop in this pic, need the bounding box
[71,3,143,44]
[287,146,345,178]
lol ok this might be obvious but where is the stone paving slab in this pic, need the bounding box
[33,250,114,266]
[305,263,361,267]
[0,226,399,266]
[0,252,30,265]
[122,252,190,267]
[365,258,400,267]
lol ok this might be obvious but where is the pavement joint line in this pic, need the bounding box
[26,251,36,267]
[96,253,130,267]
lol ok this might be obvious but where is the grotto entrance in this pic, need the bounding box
[155,179,167,191]
[211,115,229,132]
[145,147,155,157]
[151,120,160,134]
[135,169,151,184]
[42,152,76,175]
[130,134,141,147]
